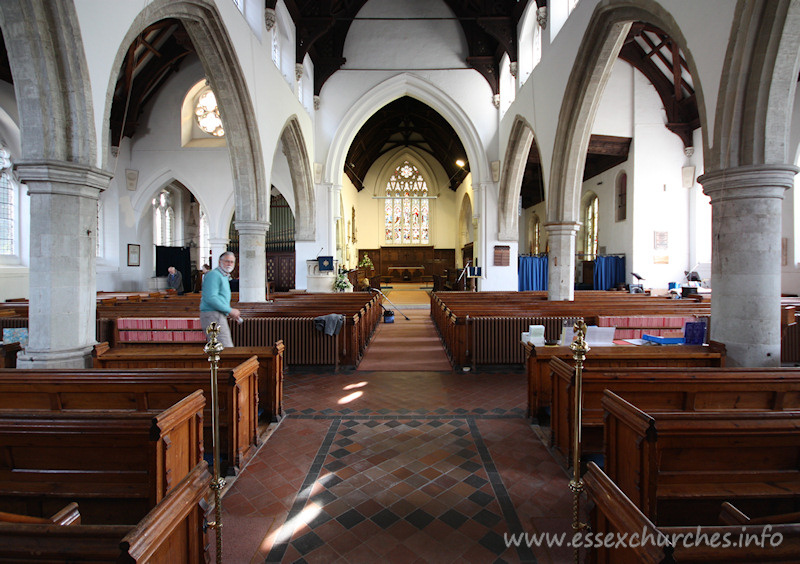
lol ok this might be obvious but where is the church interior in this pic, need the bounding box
[1,0,800,562]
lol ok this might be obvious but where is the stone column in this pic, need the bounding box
[699,164,798,367]
[546,222,580,301]
[16,161,111,369]
[234,220,269,303]
[208,237,230,269]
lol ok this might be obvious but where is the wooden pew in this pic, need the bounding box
[720,502,800,526]
[0,390,205,525]
[430,290,712,367]
[0,503,80,525]
[585,462,800,564]
[602,390,800,526]
[550,359,800,465]
[93,340,285,422]
[0,461,211,563]
[0,342,20,368]
[524,341,726,420]
[0,361,259,475]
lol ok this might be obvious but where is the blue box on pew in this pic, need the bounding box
[642,334,685,345]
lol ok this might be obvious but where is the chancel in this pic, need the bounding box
[1,0,800,561]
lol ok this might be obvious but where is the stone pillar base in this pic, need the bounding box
[17,345,94,369]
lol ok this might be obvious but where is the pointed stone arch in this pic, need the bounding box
[498,116,536,240]
[279,116,315,240]
[101,0,268,224]
[325,73,490,190]
[0,0,96,163]
[548,1,705,224]
[710,0,800,171]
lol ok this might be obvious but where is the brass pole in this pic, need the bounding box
[204,322,226,564]
[569,319,589,564]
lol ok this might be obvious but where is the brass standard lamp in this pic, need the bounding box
[204,323,226,564]
[569,320,589,564]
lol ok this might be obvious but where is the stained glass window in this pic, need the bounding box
[0,148,14,255]
[153,191,174,246]
[195,89,224,137]
[584,194,599,259]
[384,161,429,245]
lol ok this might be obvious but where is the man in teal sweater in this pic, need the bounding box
[200,251,241,347]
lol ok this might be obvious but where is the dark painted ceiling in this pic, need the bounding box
[345,96,469,191]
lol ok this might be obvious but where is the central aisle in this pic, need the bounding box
[357,305,452,372]
[219,363,575,563]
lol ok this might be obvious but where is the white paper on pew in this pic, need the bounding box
[623,338,648,345]
[585,325,616,346]
[528,325,545,346]
[521,330,545,347]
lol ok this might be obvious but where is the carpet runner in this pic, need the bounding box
[357,308,452,372]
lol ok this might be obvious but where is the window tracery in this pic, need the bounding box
[384,161,430,245]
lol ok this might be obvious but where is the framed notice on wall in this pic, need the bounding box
[127,244,140,267]
[654,231,668,250]
[494,246,510,266]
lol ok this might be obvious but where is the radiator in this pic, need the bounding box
[469,316,580,365]
[231,317,338,365]
[0,318,27,331]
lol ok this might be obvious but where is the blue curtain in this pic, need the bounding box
[593,255,626,290]
[518,256,548,291]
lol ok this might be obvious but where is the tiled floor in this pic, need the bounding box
[220,310,577,564]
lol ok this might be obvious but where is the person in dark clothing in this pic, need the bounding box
[167,266,184,294]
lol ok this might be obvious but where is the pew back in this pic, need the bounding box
[0,390,205,524]
[0,462,211,563]
[602,391,800,525]
[93,341,285,422]
[0,362,259,474]
[585,462,800,564]
[549,359,800,463]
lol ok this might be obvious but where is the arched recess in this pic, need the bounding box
[279,116,315,240]
[710,0,800,171]
[498,116,536,240]
[102,0,268,225]
[548,0,707,225]
[325,74,491,191]
[0,0,96,163]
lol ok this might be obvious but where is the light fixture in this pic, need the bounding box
[447,159,467,187]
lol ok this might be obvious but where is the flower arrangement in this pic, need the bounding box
[333,272,352,292]
[358,253,374,269]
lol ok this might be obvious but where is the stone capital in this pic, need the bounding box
[234,219,270,236]
[16,160,113,199]
[699,164,799,203]
[544,221,580,237]
[264,8,276,31]
[536,6,547,29]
